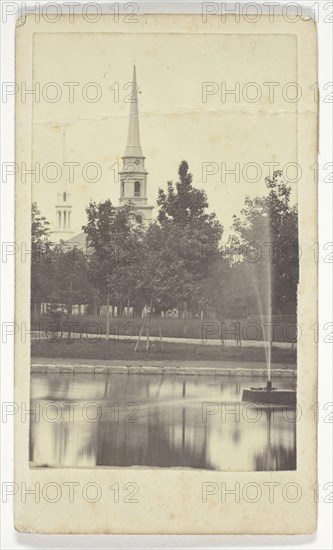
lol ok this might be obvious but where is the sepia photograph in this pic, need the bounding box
[29,26,299,472]
[13,11,319,535]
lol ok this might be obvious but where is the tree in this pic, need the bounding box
[31,202,50,245]
[31,202,53,313]
[48,244,94,314]
[228,170,298,315]
[138,223,203,312]
[157,161,222,242]
[82,200,143,330]
[145,161,224,319]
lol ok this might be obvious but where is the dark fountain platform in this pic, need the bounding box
[242,380,296,406]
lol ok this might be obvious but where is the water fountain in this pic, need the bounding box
[240,213,296,406]
[242,325,296,405]
[242,374,296,405]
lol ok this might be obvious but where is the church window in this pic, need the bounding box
[63,192,67,202]
[121,180,125,197]
[135,214,143,223]
[134,181,141,197]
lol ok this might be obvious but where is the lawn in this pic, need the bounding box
[31,339,297,365]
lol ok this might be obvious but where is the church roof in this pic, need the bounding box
[65,231,87,249]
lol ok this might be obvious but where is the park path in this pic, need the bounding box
[31,331,294,349]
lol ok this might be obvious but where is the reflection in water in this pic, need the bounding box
[30,373,296,471]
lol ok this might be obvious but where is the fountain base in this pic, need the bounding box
[242,380,296,405]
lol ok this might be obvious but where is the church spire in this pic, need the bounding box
[119,64,153,226]
[124,64,143,158]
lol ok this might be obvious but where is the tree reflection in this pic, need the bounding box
[30,373,296,471]
[253,407,296,471]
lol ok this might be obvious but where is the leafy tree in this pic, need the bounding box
[48,244,94,313]
[228,170,298,315]
[157,160,222,242]
[31,202,53,313]
[82,200,143,321]
[138,223,203,312]
[31,202,50,246]
[145,161,224,318]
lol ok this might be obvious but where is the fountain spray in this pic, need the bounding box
[266,302,272,391]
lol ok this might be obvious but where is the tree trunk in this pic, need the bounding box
[183,301,188,336]
[68,278,73,316]
[106,289,110,341]
[67,279,73,343]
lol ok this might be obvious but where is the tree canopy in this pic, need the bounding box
[228,170,298,315]
[31,202,53,310]
[82,200,144,313]
[140,161,224,313]
[157,160,223,243]
[31,165,298,320]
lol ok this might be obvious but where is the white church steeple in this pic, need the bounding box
[52,129,75,241]
[124,65,143,158]
[119,65,153,226]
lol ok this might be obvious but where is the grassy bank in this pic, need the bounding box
[32,314,297,343]
[31,339,297,365]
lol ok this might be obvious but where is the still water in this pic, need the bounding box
[30,372,296,471]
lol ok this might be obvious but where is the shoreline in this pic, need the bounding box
[31,358,297,378]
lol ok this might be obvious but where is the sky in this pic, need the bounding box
[31,30,298,238]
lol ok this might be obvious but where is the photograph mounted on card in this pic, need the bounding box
[15,12,317,534]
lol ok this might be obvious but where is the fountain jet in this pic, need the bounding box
[240,212,296,406]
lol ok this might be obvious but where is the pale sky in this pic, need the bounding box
[31,31,298,237]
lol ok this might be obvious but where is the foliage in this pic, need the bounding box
[31,202,50,246]
[157,160,223,242]
[82,200,143,312]
[146,161,224,312]
[31,202,53,310]
[30,166,298,320]
[137,222,205,311]
[31,203,94,313]
[228,170,298,314]
[47,245,94,310]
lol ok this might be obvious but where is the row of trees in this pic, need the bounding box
[31,162,299,319]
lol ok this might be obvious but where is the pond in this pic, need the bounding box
[30,372,296,471]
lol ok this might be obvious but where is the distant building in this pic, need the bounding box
[52,191,75,242]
